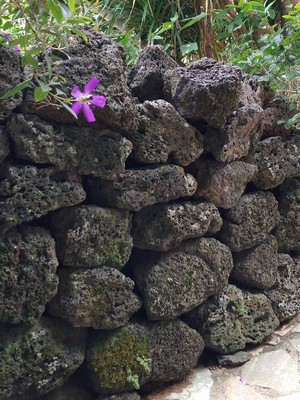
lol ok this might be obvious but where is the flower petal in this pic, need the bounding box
[71,86,83,99]
[91,95,106,109]
[84,77,99,94]
[82,103,96,122]
[71,101,83,115]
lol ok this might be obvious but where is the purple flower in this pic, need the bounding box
[71,77,106,122]
[1,33,20,54]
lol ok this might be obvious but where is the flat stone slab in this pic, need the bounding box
[241,349,299,393]
[211,376,265,400]
[292,323,300,333]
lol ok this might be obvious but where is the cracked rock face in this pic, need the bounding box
[132,201,222,251]
[126,99,203,166]
[184,284,280,354]
[51,205,133,269]
[88,165,197,211]
[7,114,133,179]
[0,318,86,400]
[218,191,278,252]
[132,238,233,320]
[0,226,58,324]
[163,58,242,129]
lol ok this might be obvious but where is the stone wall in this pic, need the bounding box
[0,29,300,400]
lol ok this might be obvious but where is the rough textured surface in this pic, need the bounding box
[48,267,142,329]
[85,320,203,394]
[132,201,222,251]
[0,225,58,324]
[274,178,300,252]
[88,165,197,211]
[128,45,178,101]
[265,254,300,322]
[51,206,132,269]
[127,99,203,166]
[132,238,233,320]
[8,114,133,179]
[0,126,10,162]
[0,317,86,400]
[218,191,278,251]
[184,284,280,354]
[163,58,242,129]
[23,29,137,131]
[194,159,258,209]
[247,136,300,189]
[0,165,86,233]
[231,235,278,290]
[0,46,22,121]
[217,351,251,367]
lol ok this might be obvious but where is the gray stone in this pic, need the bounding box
[0,126,10,162]
[127,99,203,166]
[264,254,300,322]
[247,136,300,190]
[8,114,133,179]
[48,267,142,329]
[97,394,140,400]
[0,165,86,233]
[274,178,300,252]
[261,95,292,139]
[241,349,298,393]
[132,238,233,320]
[23,29,137,131]
[128,45,178,102]
[88,165,197,211]
[0,46,22,121]
[40,382,93,400]
[231,235,278,290]
[217,351,251,367]
[163,59,242,129]
[85,320,203,394]
[0,317,86,400]
[218,191,278,252]
[194,159,257,209]
[51,205,133,269]
[132,201,222,251]
[0,225,58,324]
[185,284,280,354]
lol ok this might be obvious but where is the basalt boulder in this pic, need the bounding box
[0,126,10,163]
[132,201,222,251]
[0,165,86,233]
[218,191,278,252]
[51,205,133,269]
[126,99,203,166]
[40,382,93,400]
[128,45,178,102]
[163,58,242,129]
[0,225,58,324]
[0,317,86,400]
[7,114,133,179]
[88,165,197,211]
[194,159,257,209]
[184,284,280,354]
[97,394,140,400]
[131,238,233,320]
[48,267,142,329]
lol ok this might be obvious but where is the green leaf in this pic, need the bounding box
[47,0,64,23]
[286,71,300,79]
[181,13,208,30]
[37,79,52,93]
[34,87,49,102]
[71,28,88,42]
[0,79,32,100]
[21,53,39,70]
[57,99,78,119]
[180,42,198,54]
[68,0,76,13]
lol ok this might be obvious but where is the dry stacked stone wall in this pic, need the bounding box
[0,28,300,400]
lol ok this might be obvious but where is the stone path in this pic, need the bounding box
[144,315,300,400]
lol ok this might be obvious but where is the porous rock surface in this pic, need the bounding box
[0,317,86,400]
[48,267,142,329]
[218,191,278,251]
[231,235,278,290]
[184,284,280,354]
[51,205,133,269]
[0,126,10,162]
[85,320,203,394]
[163,58,242,129]
[0,165,86,233]
[0,225,58,324]
[132,201,222,251]
[7,114,133,179]
[194,159,258,208]
[132,238,233,319]
[126,99,203,166]
[88,165,197,211]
